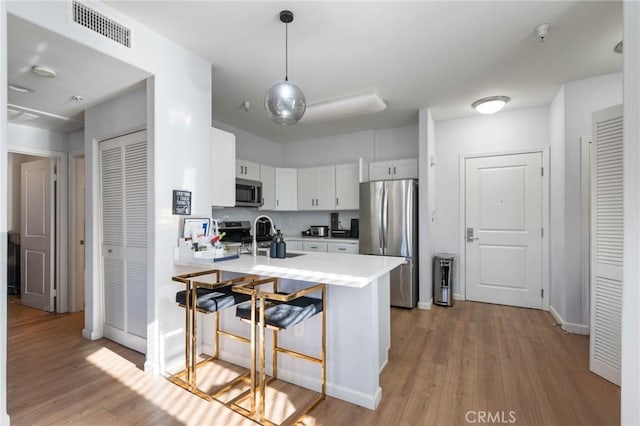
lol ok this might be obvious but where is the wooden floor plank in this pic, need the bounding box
[7,298,619,425]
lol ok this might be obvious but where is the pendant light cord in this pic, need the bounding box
[285,22,289,81]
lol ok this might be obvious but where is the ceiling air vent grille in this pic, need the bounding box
[72,1,131,48]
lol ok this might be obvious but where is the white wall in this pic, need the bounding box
[563,72,623,326]
[213,120,282,167]
[549,87,566,324]
[433,106,550,296]
[7,1,214,379]
[622,2,640,424]
[374,125,419,161]
[67,129,84,153]
[7,123,68,152]
[418,108,436,308]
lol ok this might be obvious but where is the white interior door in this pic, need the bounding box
[465,152,543,309]
[20,158,55,311]
[590,105,623,385]
[100,130,148,354]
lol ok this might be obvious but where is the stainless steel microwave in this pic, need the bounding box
[235,178,263,207]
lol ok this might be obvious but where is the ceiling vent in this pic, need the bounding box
[72,1,131,48]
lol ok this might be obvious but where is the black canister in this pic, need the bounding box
[276,230,286,258]
[269,237,278,258]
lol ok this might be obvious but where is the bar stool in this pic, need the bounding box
[234,277,326,425]
[171,269,259,405]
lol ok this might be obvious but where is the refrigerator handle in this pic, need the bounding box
[382,185,388,254]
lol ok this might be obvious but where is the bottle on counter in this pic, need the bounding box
[276,230,286,259]
[269,233,278,258]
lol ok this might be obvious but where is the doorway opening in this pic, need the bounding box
[5,150,75,313]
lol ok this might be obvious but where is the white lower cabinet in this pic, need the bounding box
[287,240,303,251]
[291,239,359,253]
[327,242,359,254]
[302,241,328,252]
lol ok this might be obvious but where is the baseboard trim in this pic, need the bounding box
[549,305,590,335]
[82,328,102,340]
[0,412,10,426]
[453,293,465,301]
[417,298,432,310]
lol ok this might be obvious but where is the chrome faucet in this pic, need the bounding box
[252,215,276,257]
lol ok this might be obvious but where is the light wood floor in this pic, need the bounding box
[7,298,619,425]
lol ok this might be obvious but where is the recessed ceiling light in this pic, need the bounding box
[615,41,623,54]
[31,65,57,78]
[471,96,510,114]
[8,84,34,94]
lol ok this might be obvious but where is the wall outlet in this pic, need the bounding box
[294,323,304,337]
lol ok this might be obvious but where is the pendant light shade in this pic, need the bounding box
[264,10,306,125]
[265,80,306,125]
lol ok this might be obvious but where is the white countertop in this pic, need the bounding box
[174,251,404,288]
[284,235,359,243]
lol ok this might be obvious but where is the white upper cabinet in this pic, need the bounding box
[369,158,418,181]
[335,163,359,210]
[212,127,236,207]
[236,159,260,181]
[275,168,298,210]
[259,164,276,211]
[297,166,336,211]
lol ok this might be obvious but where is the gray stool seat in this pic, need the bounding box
[176,285,250,313]
[236,295,323,329]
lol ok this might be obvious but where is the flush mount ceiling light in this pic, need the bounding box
[471,96,510,114]
[31,65,57,78]
[300,92,387,124]
[8,84,34,94]
[264,10,306,125]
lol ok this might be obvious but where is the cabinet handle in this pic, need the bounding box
[394,166,397,175]
[310,246,318,249]
[316,198,319,206]
[388,167,391,175]
[336,197,339,206]
[338,248,346,251]
[312,198,315,206]
[107,249,113,254]
[277,199,279,207]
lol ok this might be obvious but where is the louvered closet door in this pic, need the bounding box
[100,130,148,354]
[590,105,623,385]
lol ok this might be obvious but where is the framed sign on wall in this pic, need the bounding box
[172,190,192,215]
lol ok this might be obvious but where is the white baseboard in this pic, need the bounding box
[82,328,102,340]
[1,412,10,426]
[549,305,590,335]
[453,293,464,300]
[417,298,432,310]
[379,357,388,374]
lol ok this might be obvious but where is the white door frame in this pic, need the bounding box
[8,144,69,313]
[580,136,592,329]
[458,147,550,310]
[69,150,85,313]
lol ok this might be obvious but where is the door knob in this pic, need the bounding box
[466,227,479,241]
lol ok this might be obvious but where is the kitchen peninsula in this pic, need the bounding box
[173,251,405,409]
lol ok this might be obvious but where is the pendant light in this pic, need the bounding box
[264,10,306,125]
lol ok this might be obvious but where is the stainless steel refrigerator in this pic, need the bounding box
[359,179,418,308]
